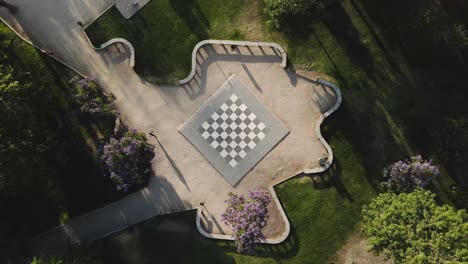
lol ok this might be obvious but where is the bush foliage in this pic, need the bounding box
[221,188,271,253]
[381,155,440,193]
[101,129,154,191]
[68,77,117,117]
[362,190,468,263]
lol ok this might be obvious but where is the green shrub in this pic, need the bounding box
[362,190,468,263]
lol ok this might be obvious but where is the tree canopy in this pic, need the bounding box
[362,190,468,263]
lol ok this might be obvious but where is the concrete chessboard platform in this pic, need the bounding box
[179,75,289,185]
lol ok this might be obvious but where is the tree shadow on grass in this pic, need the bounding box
[310,160,354,202]
[321,1,375,74]
[169,0,210,39]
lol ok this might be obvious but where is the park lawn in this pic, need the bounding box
[81,128,375,264]
[86,0,250,84]
[0,23,121,246]
[86,0,466,208]
[82,0,467,261]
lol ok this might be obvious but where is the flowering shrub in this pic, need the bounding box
[68,77,117,117]
[221,188,271,253]
[381,155,440,193]
[101,129,154,191]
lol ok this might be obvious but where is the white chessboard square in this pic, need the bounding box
[239,131,247,139]
[248,141,256,149]
[220,122,228,130]
[220,141,228,148]
[258,131,266,140]
[230,94,238,102]
[229,150,237,158]
[220,113,228,120]
[239,113,247,121]
[230,104,238,111]
[229,160,238,167]
[239,150,247,158]
[258,122,266,130]
[220,150,228,158]
[220,131,228,139]
[239,141,247,149]
[229,141,237,148]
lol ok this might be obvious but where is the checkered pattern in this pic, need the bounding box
[199,94,268,167]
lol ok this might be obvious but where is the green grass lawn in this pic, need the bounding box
[86,0,467,208]
[79,126,375,264]
[86,0,251,84]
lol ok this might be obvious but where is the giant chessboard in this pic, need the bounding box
[179,75,289,185]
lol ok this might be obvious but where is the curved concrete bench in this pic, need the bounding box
[179,40,288,85]
[303,78,343,174]
[95,38,136,68]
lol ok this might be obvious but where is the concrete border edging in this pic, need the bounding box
[303,78,343,174]
[97,38,135,67]
[82,26,136,68]
[179,40,288,85]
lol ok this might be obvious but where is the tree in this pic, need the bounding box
[362,190,468,263]
[221,188,271,253]
[101,129,155,191]
[263,0,328,28]
[381,155,440,193]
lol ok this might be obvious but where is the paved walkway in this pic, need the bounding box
[0,0,337,255]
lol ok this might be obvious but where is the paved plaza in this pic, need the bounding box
[0,0,339,254]
[180,75,289,185]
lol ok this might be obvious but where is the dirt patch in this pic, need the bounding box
[327,231,391,264]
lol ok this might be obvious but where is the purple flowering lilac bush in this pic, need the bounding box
[68,77,117,117]
[101,129,154,191]
[382,155,440,193]
[221,188,271,253]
